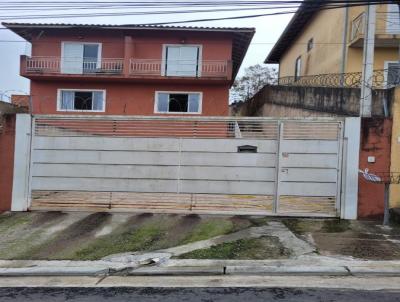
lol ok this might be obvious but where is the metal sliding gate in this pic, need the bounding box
[27,115,344,217]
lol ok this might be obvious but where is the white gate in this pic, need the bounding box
[12,115,360,218]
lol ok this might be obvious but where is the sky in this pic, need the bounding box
[0,0,294,101]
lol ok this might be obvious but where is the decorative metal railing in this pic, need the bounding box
[129,59,229,78]
[279,69,400,89]
[25,57,124,74]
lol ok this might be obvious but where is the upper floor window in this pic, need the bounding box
[61,42,101,74]
[58,89,105,112]
[163,45,201,77]
[307,38,314,52]
[387,4,400,34]
[295,56,302,81]
[155,91,202,114]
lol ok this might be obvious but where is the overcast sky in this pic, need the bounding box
[0,0,294,100]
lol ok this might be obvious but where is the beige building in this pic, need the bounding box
[265,1,400,84]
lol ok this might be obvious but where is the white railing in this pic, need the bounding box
[129,59,229,78]
[25,57,124,74]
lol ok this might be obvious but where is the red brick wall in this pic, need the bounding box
[0,115,16,212]
[358,118,392,219]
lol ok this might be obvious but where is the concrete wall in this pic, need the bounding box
[231,85,392,118]
[0,115,16,212]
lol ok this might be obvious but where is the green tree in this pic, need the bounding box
[230,64,277,103]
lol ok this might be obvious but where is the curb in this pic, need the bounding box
[1,265,400,277]
[0,266,110,276]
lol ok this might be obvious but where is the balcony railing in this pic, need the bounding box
[129,59,229,78]
[25,57,124,75]
[23,56,230,80]
[350,12,400,43]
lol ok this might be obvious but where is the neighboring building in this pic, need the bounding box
[265,1,400,84]
[0,98,28,212]
[3,23,254,116]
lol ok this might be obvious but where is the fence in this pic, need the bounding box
[279,69,399,89]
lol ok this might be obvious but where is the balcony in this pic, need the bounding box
[24,56,124,75]
[21,56,231,82]
[349,12,400,47]
[129,59,230,79]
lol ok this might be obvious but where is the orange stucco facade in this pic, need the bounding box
[24,27,237,116]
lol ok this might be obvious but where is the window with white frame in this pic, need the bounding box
[155,92,201,113]
[58,89,105,111]
[164,45,201,77]
[61,42,101,74]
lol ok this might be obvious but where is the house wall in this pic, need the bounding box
[31,81,230,116]
[279,8,346,77]
[0,115,16,212]
[390,87,400,208]
[28,29,233,116]
[279,4,398,77]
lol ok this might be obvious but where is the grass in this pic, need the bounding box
[0,213,271,261]
[72,223,165,260]
[180,219,236,244]
[282,218,351,235]
[177,236,291,260]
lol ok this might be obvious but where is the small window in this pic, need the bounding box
[387,62,400,87]
[295,56,302,81]
[59,90,105,111]
[307,38,314,52]
[155,92,201,113]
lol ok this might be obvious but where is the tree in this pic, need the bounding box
[230,64,278,103]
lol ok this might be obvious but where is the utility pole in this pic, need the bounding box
[360,3,376,117]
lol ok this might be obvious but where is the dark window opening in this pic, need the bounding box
[168,94,189,112]
[83,44,99,73]
[295,56,302,81]
[307,38,314,52]
[74,91,93,110]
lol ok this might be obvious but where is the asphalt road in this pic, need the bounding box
[1,287,400,302]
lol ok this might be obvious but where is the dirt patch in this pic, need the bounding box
[313,232,400,260]
[177,236,291,260]
[22,213,111,260]
[30,212,67,227]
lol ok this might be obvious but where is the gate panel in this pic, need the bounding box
[277,121,342,216]
[27,115,344,217]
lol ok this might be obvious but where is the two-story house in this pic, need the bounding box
[3,23,254,116]
[265,1,400,86]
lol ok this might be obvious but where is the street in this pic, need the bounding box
[1,287,400,302]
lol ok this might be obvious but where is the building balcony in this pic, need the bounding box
[349,12,400,47]
[20,56,232,82]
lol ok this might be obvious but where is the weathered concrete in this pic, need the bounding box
[231,85,392,118]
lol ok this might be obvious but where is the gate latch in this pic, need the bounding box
[237,145,258,153]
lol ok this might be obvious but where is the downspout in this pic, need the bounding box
[340,4,350,84]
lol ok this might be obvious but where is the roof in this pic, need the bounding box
[2,22,255,80]
[264,0,325,64]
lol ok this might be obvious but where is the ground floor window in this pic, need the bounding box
[58,89,105,112]
[155,91,202,113]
